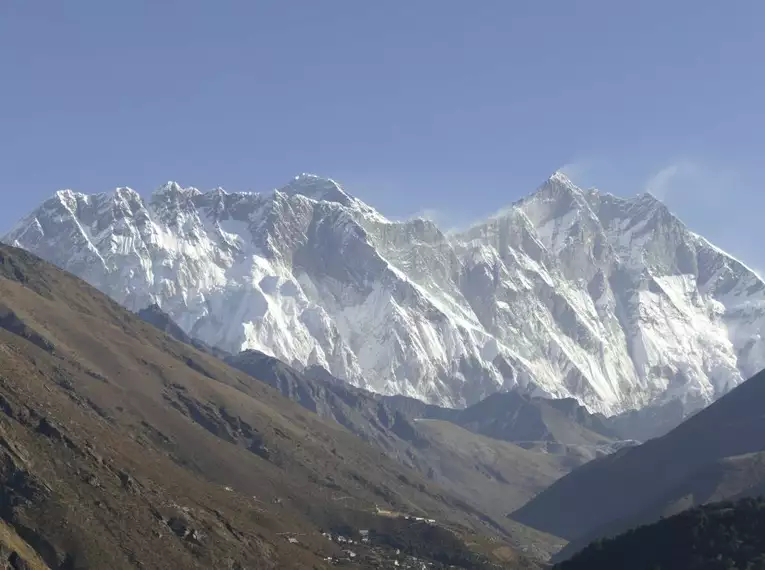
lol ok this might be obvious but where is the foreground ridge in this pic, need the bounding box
[0,242,541,569]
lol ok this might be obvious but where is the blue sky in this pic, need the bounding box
[2,1,764,271]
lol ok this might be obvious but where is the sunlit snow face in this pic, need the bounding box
[4,173,763,417]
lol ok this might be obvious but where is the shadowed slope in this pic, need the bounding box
[512,365,765,561]
[555,498,765,570]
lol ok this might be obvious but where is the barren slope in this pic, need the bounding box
[0,244,542,569]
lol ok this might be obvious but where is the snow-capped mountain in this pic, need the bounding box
[5,172,765,416]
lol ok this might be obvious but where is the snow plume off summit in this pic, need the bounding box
[6,172,765,417]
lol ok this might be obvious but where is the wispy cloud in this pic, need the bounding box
[644,160,698,200]
[557,158,598,187]
[410,208,444,224]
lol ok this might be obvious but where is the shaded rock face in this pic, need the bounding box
[6,172,765,419]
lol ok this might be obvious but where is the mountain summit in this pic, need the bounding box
[5,174,764,415]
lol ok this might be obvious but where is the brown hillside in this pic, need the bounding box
[0,244,540,569]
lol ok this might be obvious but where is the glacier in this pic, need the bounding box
[5,171,765,416]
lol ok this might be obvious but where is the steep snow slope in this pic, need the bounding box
[5,172,765,415]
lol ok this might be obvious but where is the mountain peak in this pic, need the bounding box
[279,173,354,207]
[208,186,228,197]
[152,181,201,198]
[636,190,664,207]
[54,188,83,203]
[113,186,142,202]
[277,174,387,221]
[549,170,576,187]
[51,189,90,216]
[155,181,181,194]
[514,171,590,228]
[541,170,585,196]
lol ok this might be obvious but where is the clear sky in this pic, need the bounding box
[2,1,764,271]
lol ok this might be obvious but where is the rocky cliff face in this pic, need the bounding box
[6,172,764,415]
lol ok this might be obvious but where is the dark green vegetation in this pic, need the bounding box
[0,243,551,568]
[512,363,765,561]
[556,497,765,570]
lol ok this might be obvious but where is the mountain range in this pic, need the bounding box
[5,172,764,422]
[3,178,765,567]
